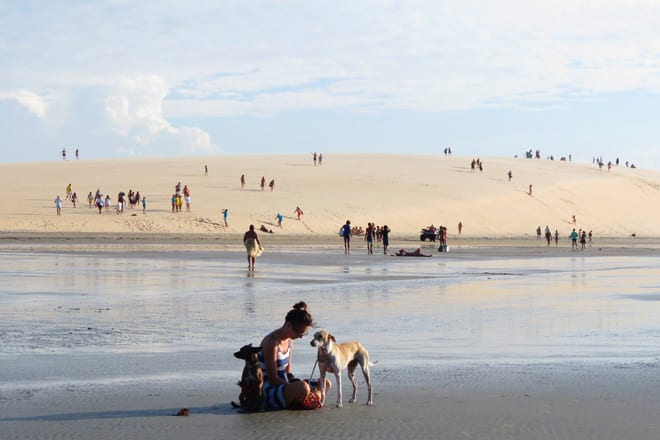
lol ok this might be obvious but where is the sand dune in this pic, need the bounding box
[1,154,658,238]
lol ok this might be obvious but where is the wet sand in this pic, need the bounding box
[1,238,660,439]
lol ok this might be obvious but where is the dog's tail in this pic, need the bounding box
[369,360,379,367]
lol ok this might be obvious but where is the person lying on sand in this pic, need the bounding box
[260,224,274,233]
[391,248,431,257]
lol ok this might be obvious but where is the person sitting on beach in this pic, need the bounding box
[391,248,430,257]
[258,302,329,410]
[351,226,364,236]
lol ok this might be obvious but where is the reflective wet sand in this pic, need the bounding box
[2,243,660,439]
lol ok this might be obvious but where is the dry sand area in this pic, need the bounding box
[2,153,660,239]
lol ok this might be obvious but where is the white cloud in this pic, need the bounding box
[105,75,217,154]
[0,89,49,118]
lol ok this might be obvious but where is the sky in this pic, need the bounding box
[2,0,660,168]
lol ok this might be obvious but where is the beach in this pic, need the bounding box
[2,155,660,439]
[1,239,660,439]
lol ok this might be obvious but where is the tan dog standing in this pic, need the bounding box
[310,330,374,407]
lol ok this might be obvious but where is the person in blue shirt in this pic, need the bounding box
[340,220,352,254]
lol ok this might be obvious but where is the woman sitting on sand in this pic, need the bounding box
[258,302,330,410]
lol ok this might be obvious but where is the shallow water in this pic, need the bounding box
[1,247,660,388]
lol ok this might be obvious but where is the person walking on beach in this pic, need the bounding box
[87,191,93,209]
[536,226,542,240]
[241,174,245,189]
[458,221,463,235]
[117,191,125,214]
[183,185,191,212]
[141,196,147,214]
[71,192,78,208]
[507,170,512,181]
[260,176,266,191]
[176,194,183,212]
[365,223,375,255]
[580,230,587,250]
[243,224,263,271]
[545,225,552,247]
[570,228,579,251]
[65,184,72,200]
[222,208,229,227]
[529,184,533,196]
[294,206,303,220]
[381,224,391,254]
[275,212,283,228]
[340,220,352,254]
[61,148,66,160]
[318,153,323,165]
[95,194,103,214]
[204,164,208,175]
[313,152,317,166]
[75,148,79,160]
[554,229,559,247]
[269,179,275,192]
[54,195,62,215]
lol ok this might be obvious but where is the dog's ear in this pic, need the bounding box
[330,334,336,343]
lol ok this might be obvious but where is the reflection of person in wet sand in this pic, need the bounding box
[391,248,431,257]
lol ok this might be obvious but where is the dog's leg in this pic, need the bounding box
[334,371,343,407]
[347,360,359,403]
[361,362,373,406]
[319,370,327,407]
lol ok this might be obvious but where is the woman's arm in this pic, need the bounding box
[262,337,285,385]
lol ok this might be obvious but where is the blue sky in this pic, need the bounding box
[2,0,660,168]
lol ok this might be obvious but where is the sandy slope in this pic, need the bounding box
[1,154,658,237]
